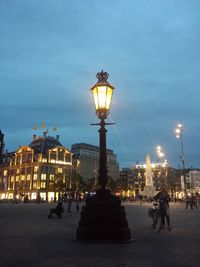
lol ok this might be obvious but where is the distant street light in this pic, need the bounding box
[175,123,187,194]
[156,145,167,189]
[156,145,166,165]
[76,71,132,242]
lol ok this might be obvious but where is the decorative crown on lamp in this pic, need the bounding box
[91,70,114,119]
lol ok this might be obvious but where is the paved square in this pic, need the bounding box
[1,202,200,267]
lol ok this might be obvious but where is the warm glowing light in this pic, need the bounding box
[159,152,165,157]
[91,71,114,118]
[92,85,113,112]
[157,146,161,151]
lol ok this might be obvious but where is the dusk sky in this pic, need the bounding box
[0,0,200,169]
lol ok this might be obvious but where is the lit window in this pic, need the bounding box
[41,174,46,180]
[32,181,37,189]
[34,166,38,172]
[50,174,54,181]
[33,174,37,180]
[57,168,62,174]
[41,182,46,188]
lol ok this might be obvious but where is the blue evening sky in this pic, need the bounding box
[0,0,200,169]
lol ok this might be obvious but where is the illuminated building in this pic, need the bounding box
[71,143,119,184]
[0,131,73,201]
[186,170,200,193]
[132,162,178,196]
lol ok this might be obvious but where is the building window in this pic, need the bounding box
[58,151,64,161]
[57,168,62,174]
[34,166,38,172]
[33,174,37,180]
[27,167,31,174]
[65,154,71,162]
[32,181,37,189]
[42,158,47,162]
[16,155,21,164]
[41,182,46,189]
[27,153,32,162]
[22,154,26,163]
[41,174,46,180]
[50,174,54,181]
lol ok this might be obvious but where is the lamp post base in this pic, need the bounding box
[76,189,132,243]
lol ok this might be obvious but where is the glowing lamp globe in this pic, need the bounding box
[91,71,114,119]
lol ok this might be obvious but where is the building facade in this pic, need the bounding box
[186,170,200,193]
[71,143,119,184]
[132,163,179,197]
[0,132,73,202]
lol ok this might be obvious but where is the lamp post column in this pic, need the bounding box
[98,118,108,189]
[180,131,186,194]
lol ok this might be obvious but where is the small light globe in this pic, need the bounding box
[157,145,161,151]
[91,70,114,119]
[178,123,182,128]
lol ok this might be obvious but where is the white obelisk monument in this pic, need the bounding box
[144,154,156,198]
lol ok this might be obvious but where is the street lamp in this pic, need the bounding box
[156,145,165,164]
[175,123,187,194]
[156,145,167,189]
[90,71,114,189]
[76,71,131,242]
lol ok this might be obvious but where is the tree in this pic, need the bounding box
[49,173,65,198]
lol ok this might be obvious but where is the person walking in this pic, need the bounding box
[153,187,171,231]
[67,194,73,214]
[190,193,198,210]
[185,194,191,209]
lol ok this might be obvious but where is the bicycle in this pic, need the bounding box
[148,202,163,232]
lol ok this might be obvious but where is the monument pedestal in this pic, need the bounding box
[143,186,156,199]
[76,189,132,243]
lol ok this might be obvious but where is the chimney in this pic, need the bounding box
[56,135,60,140]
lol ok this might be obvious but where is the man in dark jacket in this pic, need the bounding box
[153,188,171,230]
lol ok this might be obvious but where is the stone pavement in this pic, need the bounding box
[0,202,200,267]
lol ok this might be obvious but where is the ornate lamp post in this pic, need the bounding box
[175,123,187,194]
[76,71,131,242]
[90,71,114,190]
